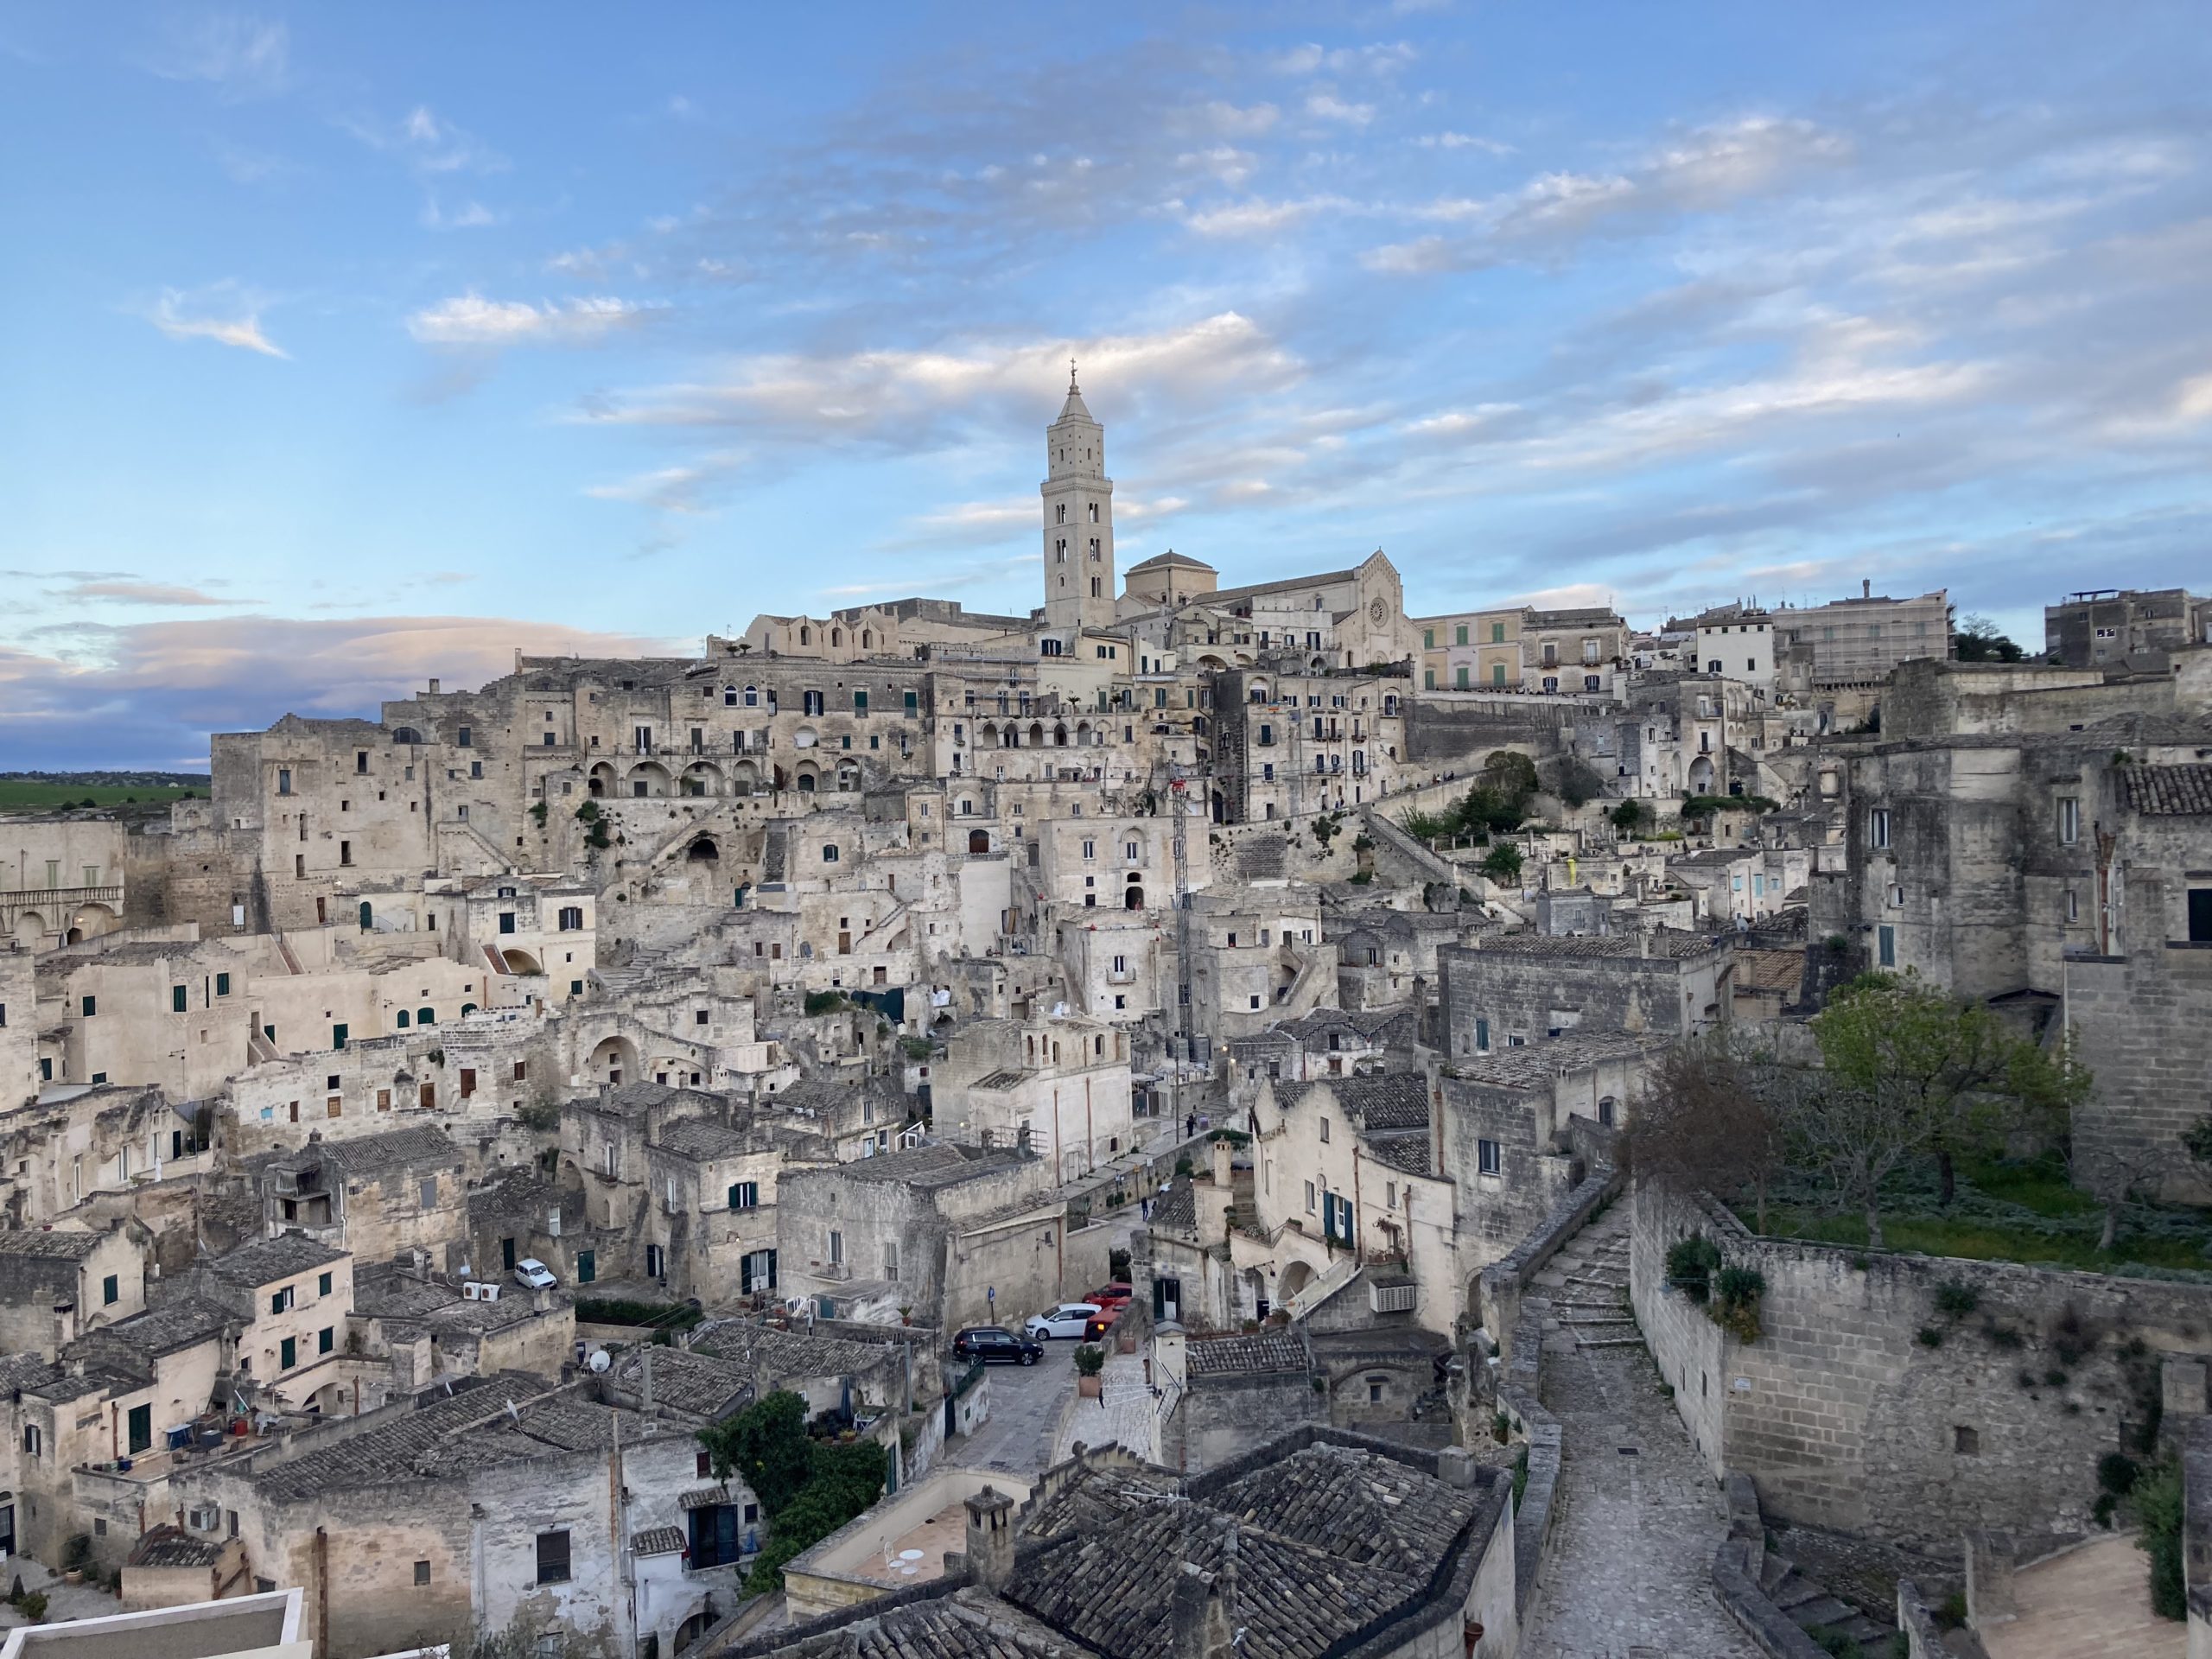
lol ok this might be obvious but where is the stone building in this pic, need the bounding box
[1768,582,1952,685]
[931,1013,1135,1179]
[0,1222,145,1356]
[2044,585,2212,667]
[259,1124,470,1268]
[0,815,128,950]
[1434,930,1733,1057]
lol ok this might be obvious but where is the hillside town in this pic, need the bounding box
[3,377,2210,1659]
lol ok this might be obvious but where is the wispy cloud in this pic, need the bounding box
[57,581,235,607]
[342,104,505,177]
[407,293,662,347]
[421,198,499,231]
[142,13,288,99]
[145,287,288,359]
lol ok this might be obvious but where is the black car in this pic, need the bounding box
[952,1325,1042,1365]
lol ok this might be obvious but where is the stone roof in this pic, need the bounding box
[815,1142,1028,1190]
[752,1586,1072,1659]
[1444,1029,1669,1090]
[1285,1073,1428,1132]
[1206,1438,1481,1579]
[1735,949,1806,996]
[1020,1457,1182,1540]
[277,1123,461,1175]
[632,1526,687,1558]
[1364,1133,1432,1177]
[588,1081,726,1118]
[1459,927,1719,960]
[78,1296,236,1361]
[655,1116,757,1162]
[1271,1007,1408,1044]
[204,1232,348,1287]
[0,1228,109,1260]
[610,1345,752,1419]
[126,1524,226,1568]
[1126,550,1217,574]
[1146,1181,1197,1233]
[690,1319,906,1383]
[1008,1503,1417,1659]
[1184,1332,1306,1377]
[2120,764,2212,815]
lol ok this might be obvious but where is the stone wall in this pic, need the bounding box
[1633,1181,2212,1553]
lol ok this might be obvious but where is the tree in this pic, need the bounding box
[1478,842,1523,886]
[1954,614,2025,663]
[1628,1033,1790,1233]
[1609,798,1648,835]
[1812,973,2061,1206]
[696,1389,811,1514]
[1543,754,1605,809]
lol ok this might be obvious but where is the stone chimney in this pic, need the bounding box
[1170,1548,1236,1659]
[1210,1135,1232,1188]
[1436,1446,1478,1489]
[1861,579,1871,601]
[963,1484,1016,1591]
[429,678,442,694]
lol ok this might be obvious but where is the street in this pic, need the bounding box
[941,1334,1081,1477]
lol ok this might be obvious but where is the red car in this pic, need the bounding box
[1088,1282,1133,1309]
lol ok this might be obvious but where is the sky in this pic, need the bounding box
[3,3,2209,769]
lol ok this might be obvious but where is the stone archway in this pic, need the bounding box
[588,1034,639,1087]
[1278,1260,1315,1303]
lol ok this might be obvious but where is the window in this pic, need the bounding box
[103,1273,119,1306]
[456,726,472,748]
[690,1503,746,1569]
[270,1286,294,1314]
[2056,797,2080,844]
[823,844,839,863]
[1475,1017,1489,1052]
[1319,1116,1331,1143]
[172,984,188,1013]
[318,1325,334,1355]
[728,1181,759,1210]
[1304,1179,1317,1214]
[279,1336,296,1370]
[83,995,97,1018]
[127,1403,152,1455]
[22,1424,41,1458]
[536,1530,572,1585]
[319,1270,333,1296]
[1455,625,1468,645]
[277,767,292,795]
[414,1561,430,1586]
[2190,887,2212,944]
[828,1230,844,1265]
[1868,808,1891,850]
[1878,924,1897,968]
[216,972,231,996]
[1478,1139,1501,1175]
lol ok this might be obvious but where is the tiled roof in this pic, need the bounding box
[205,1232,347,1287]
[1185,1332,1306,1377]
[1009,1504,1419,1659]
[969,1070,1027,1090]
[78,1296,235,1359]
[0,1228,108,1260]
[655,1116,756,1161]
[1457,927,1719,960]
[281,1123,459,1174]
[690,1319,905,1383]
[126,1525,226,1568]
[611,1346,751,1418]
[759,1587,1071,1659]
[1207,1439,1481,1578]
[1735,949,1805,995]
[1443,1030,1669,1090]
[1364,1133,1432,1177]
[2120,764,2212,815]
[632,1526,687,1557]
[1286,1073,1428,1132]
[1020,1460,1182,1540]
[1146,1181,1198,1233]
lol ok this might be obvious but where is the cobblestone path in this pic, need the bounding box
[1515,1205,1760,1659]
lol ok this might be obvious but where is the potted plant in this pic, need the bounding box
[899,1306,912,1326]
[1074,1344,1105,1397]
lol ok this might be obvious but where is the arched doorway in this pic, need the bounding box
[628,761,672,798]
[1688,754,1716,795]
[588,1034,639,1086]
[1278,1261,1315,1304]
[968,829,989,855]
[1124,881,1144,909]
[687,836,720,863]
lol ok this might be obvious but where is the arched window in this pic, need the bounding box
[830,628,842,647]
[395,1009,410,1029]
[861,630,873,649]
[460,1003,478,1017]
[744,685,759,707]
[798,625,810,645]
[416,1007,435,1027]
[723,686,738,706]
[359,901,373,930]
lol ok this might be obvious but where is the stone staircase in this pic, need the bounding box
[1533,1208,1895,1657]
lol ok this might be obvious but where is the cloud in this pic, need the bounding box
[146,288,287,359]
[1185,194,1352,237]
[0,614,683,769]
[582,459,741,513]
[577,312,1302,444]
[57,582,233,607]
[1414,131,1513,155]
[1305,92,1376,126]
[142,13,288,99]
[407,294,661,347]
[421,198,499,231]
[343,104,505,177]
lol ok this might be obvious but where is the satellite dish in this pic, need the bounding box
[587,1350,611,1374]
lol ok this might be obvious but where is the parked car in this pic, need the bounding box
[1083,1308,1121,1343]
[951,1325,1043,1365]
[1087,1282,1134,1310]
[512,1258,558,1290]
[1022,1302,1103,1340]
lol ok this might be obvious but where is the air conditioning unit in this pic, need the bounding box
[186,1503,221,1533]
[463,1281,502,1302]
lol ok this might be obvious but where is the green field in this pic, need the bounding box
[0,775,207,811]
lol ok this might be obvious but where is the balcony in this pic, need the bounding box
[0,884,124,920]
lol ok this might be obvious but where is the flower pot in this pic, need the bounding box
[1077,1376,1103,1398]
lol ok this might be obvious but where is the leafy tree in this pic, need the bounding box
[1609,798,1648,835]
[1478,842,1523,885]
[696,1389,811,1514]
[1812,973,2069,1207]
[1480,749,1539,799]
[1543,754,1605,809]
[1400,809,1451,841]
[744,1440,886,1592]
[1954,613,2025,664]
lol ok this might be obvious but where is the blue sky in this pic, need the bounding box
[3,3,2209,768]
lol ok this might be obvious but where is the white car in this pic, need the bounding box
[512,1258,558,1290]
[1023,1302,1102,1340]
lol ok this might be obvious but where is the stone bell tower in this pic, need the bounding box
[1042,364,1116,636]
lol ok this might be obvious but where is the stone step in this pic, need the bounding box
[1573,1335,1649,1350]
[1556,1313,1637,1327]
[1786,1597,1857,1631]
[1566,1272,1627,1289]
[1758,1554,1792,1595]
[1769,1577,1821,1611]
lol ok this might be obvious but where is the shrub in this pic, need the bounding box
[529,800,548,825]
[1491,1410,1510,1445]
[1073,1344,1105,1377]
[803,990,849,1016]
[1933,1281,1980,1319]
[16,1592,46,1624]
[2098,1451,2141,1496]
[1711,1266,1766,1344]
[2092,1491,2118,1528]
[2136,1453,2184,1618]
[1510,1444,1529,1510]
[1109,1248,1130,1281]
[1983,1322,2025,1351]
[515,1097,561,1133]
[1666,1234,1722,1302]
[1916,1326,1945,1349]
[1609,799,1648,834]
[1478,842,1523,885]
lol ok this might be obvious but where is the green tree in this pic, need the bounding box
[1481,749,1539,798]
[1811,973,2073,1211]
[696,1389,811,1514]
[1478,842,1523,885]
[1609,798,1648,835]
[744,1440,887,1592]
[1954,613,2025,663]
[1543,754,1605,809]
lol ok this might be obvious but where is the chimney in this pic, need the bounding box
[429,678,442,695]
[640,1344,654,1414]
[1436,1446,1478,1489]
[1210,1135,1231,1188]
[963,1484,1016,1591]
[1170,1548,1236,1659]
[1861,579,1871,601]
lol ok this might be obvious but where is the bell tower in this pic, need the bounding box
[1042,363,1115,635]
